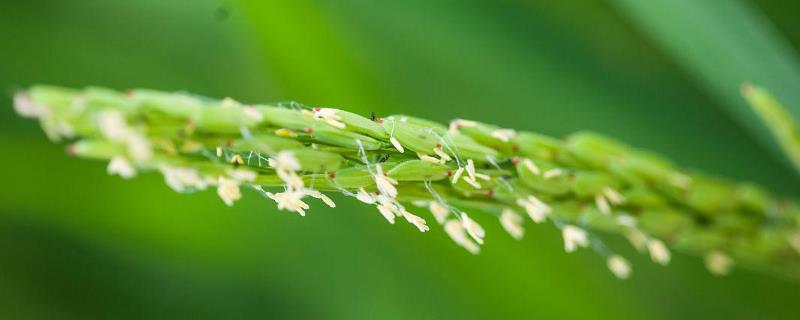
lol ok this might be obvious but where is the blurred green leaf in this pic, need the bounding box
[613,0,800,175]
[742,84,800,174]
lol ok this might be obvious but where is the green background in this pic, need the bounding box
[1,0,799,319]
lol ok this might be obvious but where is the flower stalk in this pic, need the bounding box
[14,85,800,280]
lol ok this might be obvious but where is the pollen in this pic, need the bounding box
[624,229,648,252]
[306,189,336,208]
[490,129,516,142]
[602,187,625,205]
[217,177,242,206]
[500,208,524,240]
[390,136,405,153]
[789,232,800,254]
[607,255,632,279]
[447,119,477,134]
[543,168,563,179]
[107,156,136,179]
[373,164,398,198]
[418,152,440,163]
[461,213,485,245]
[647,239,671,266]
[355,188,376,205]
[595,194,611,214]
[266,190,310,216]
[517,195,551,223]
[313,107,346,129]
[433,146,452,163]
[451,167,465,184]
[402,210,429,232]
[243,106,264,123]
[429,201,450,224]
[444,219,480,254]
[274,128,298,138]
[562,225,589,253]
[705,251,733,276]
[522,159,541,175]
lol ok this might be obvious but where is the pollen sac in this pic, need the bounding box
[386,160,451,182]
[515,159,571,196]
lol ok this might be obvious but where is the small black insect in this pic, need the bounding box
[377,153,392,163]
[370,111,377,122]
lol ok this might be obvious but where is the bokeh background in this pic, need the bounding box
[2,0,800,319]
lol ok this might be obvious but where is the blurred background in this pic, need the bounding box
[2,0,800,319]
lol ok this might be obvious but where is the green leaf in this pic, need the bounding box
[613,0,800,174]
